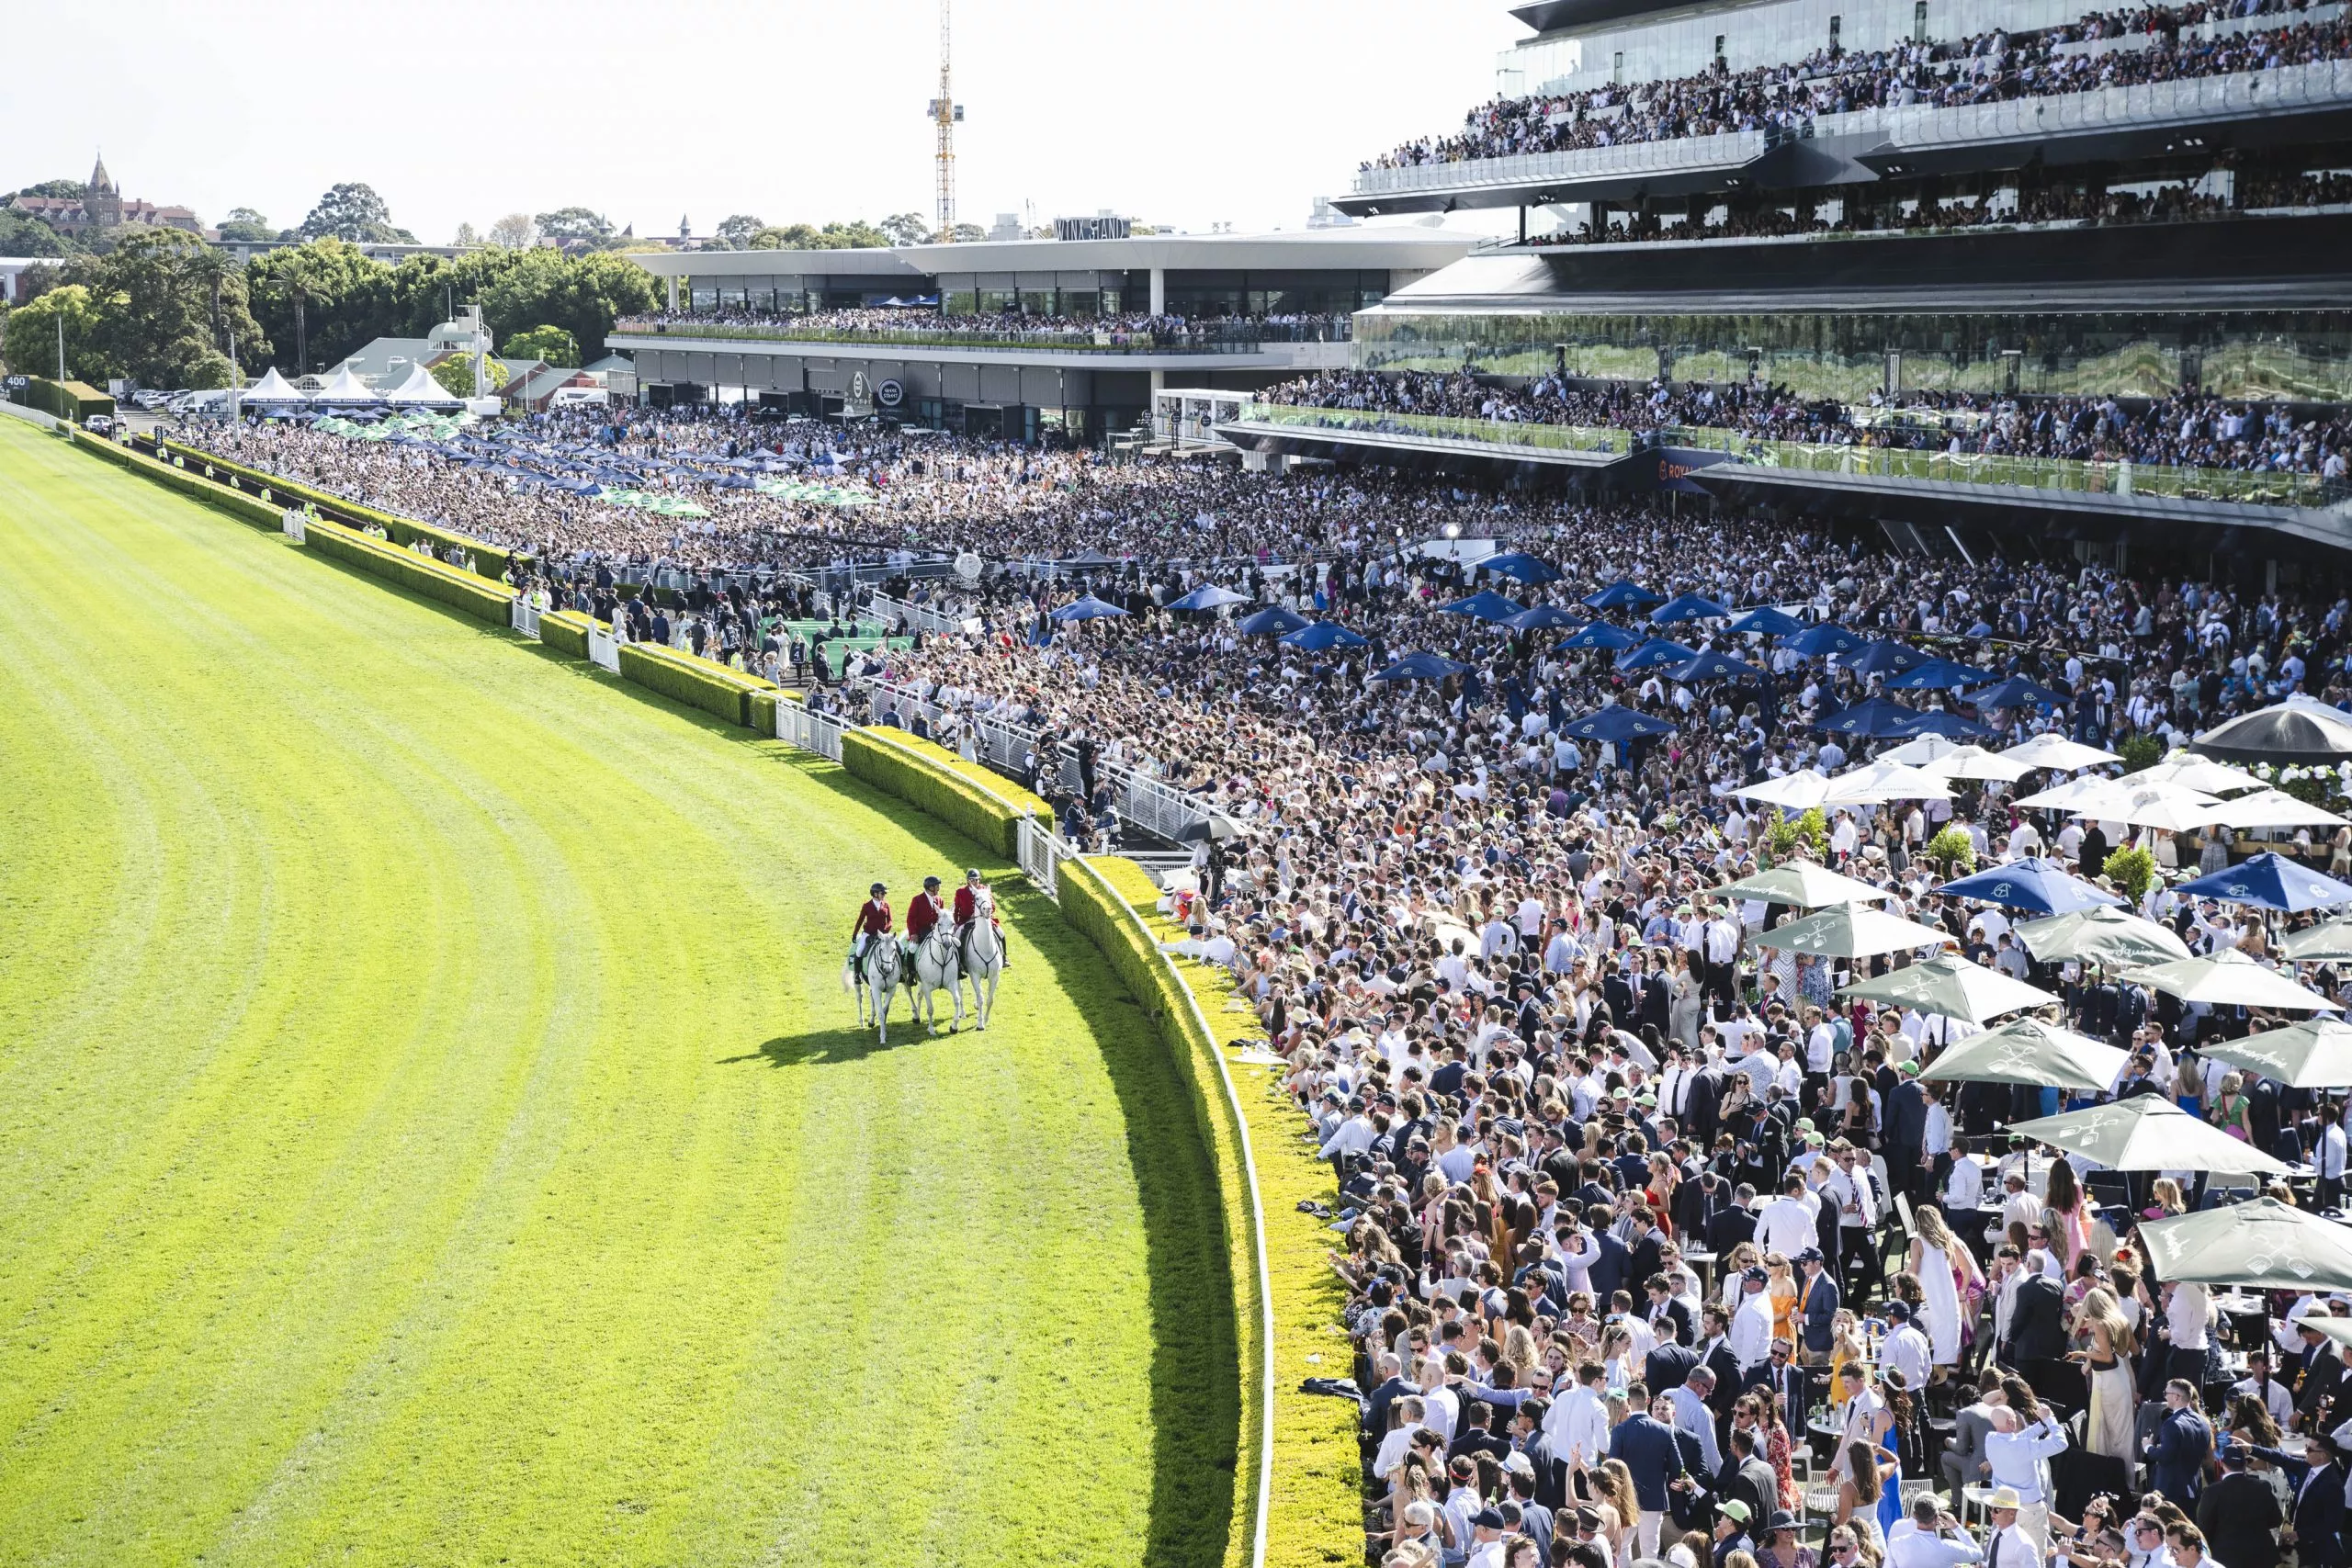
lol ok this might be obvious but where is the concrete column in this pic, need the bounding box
[667,276,679,311]
[1150,368,1165,395]
[1148,266,1165,315]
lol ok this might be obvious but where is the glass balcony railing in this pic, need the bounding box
[1226,407,2345,509]
[609,318,1351,354]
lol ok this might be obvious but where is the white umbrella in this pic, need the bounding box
[1715,861,1894,908]
[2222,788,2351,830]
[1832,759,1954,802]
[1881,734,1966,766]
[2014,906,2193,967]
[2013,775,2123,811]
[1754,902,1954,959]
[1839,954,2058,1022]
[1736,769,1840,809]
[1919,1017,2131,1093]
[2120,949,2338,1011]
[1925,745,2036,784]
[2010,1096,2291,1175]
[2133,752,2264,795]
[2004,733,2123,772]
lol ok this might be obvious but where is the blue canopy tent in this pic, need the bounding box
[1504,604,1586,633]
[1559,621,1639,651]
[1167,584,1250,612]
[1439,589,1527,623]
[2177,852,2352,913]
[1938,857,2124,915]
[1615,637,1700,672]
[1238,605,1311,637]
[1668,650,1765,683]
[1585,579,1663,610]
[1894,709,1991,739]
[1479,551,1563,584]
[1651,592,1732,625]
[1372,652,1472,682]
[1840,640,1927,677]
[1050,594,1129,622]
[1815,696,1927,738]
[1725,606,1806,638]
[1886,658,1996,691]
[1966,675,2071,710]
[1280,621,1370,651]
[1564,705,1679,743]
[1781,623,1864,659]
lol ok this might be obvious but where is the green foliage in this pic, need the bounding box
[300,514,514,624]
[713,214,765,250]
[487,212,537,250]
[247,238,395,374]
[748,220,891,251]
[1760,806,1829,867]
[429,354,503,398]
[501,323,580,367]
[2103,845,2159,902]
[1926,824,1979,876]
[181,348,233,390]
[879,212,931,246]
[14,177,86,200]
[15,377,112,422]
[2118,735,2165,773]
[537,608,593,660]
[0,207,76,257]
[298,181,414,243]
[216,207,274,243]
[163,438,521,580]
[533,206,614,247]
[615,640,776,729]
[3,285,107,381]
[62,230,268,387]
[840,728,1048,859]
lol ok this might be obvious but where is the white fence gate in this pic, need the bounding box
[587,627,622,672]
[777,701,846,761]
[1016,814,1075,898]
[280,507,306,544]
[510,598,541,637]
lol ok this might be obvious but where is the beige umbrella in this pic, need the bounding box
[2282,918,2352,964]
[1832,759,1954,802]
[1925,745,2036,784]
[2140,1198,2352,1290]
[2134,752,2264,795]
[2003,733,2123,772]
[1755,902,1953,959]
[2010,1096,2292,1175]
[2120,949,2337,1011]
[1881,733,1967,766]
[2200,1020,2352,1089]
[2222,788,2351,830]
[1716,861,1893,908]
[1839,954,2058,1023]
[2013,906,2192,967]
[1919,1017,2131,1093]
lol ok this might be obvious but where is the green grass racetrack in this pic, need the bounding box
[0,420,1237,1566]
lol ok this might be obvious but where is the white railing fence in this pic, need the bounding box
[280,506,307,544]
[587,626,622,672]
[510,597,540,637]
[777,700,847,761]
[867,592,981,639]
[1016,813,1073,897]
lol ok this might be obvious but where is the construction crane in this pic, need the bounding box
[926,0,964,242]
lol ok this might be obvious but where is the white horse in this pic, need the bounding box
[956,893,1004,1031]
[851,935,904,1044]
[907,922,965,1032]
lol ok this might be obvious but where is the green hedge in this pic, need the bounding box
[164,442,526,582]
[15,378,113,423]
[62,430,284,528]
[838,728,1049,861]
[1058,856,1261,1568]
[539,609,594,660]
[302,517,515,626]
[749,687,788,737]
[616,641,778,730]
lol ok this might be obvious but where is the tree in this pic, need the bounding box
[945,221,988,243]
[385,247,656,367]
[879,212,931,246]
[0,208,74,257]
[14,178,86,200]
[217,207,274,243]
[489,212,537,250]
[2,283,106,382]
[299,182,415,244]
[62,230,268,388]
[247,239,395,374]
[452,220,481,247]
[811,220,890,249]
[714,214,765,250]
[533,208,614,248]
[1925,825,1979,877]
[429,353,507,399]
[502,324,580,367]
[2103,845,2158,902]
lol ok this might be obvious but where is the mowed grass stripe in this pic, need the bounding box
[0,422,1236,1568]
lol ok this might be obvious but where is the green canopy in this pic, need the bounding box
[2120,951,2335,1011]
[2281,918,2352,964]
[2009,1096,2291,1175]
[2138,1198,2352,1291]
[1840,955,2056,1024]
[1715,860,1891,908]
[2013,907,2191,969]
[1754,903,1951,960]
[1918,1018,2130,1093]
[2199,1020,2352,1089]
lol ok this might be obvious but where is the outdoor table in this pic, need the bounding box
[1685,1248,1718,1288]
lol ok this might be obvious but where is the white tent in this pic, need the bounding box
[313,363,381,405]
[243,367,309,404]
[381,361,461,407]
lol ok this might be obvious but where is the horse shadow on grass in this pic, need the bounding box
[719,1020,941,1068]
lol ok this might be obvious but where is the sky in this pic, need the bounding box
[13,0,1525,243]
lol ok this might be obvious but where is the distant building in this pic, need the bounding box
[8,153,208,241]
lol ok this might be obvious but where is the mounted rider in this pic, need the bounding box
[952,868,1008,966]
[849,882,893,964]
[906,875,948,948]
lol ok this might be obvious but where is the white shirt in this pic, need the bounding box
[1887,1529,1985,1568]
[1730,1291,1777,1369]
[1984,1415,2069,1504]
[1885,1322,1933,1394]
[1546,1382,1613,1472]
[2168,1282,2215,1353]
[1758,1193,1821,1258]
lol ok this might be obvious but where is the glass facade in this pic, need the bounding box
[1358,308,2352,401]
[938,269,1387,317]
[1500,0,2098,97]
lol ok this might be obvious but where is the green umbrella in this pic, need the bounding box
[2200,1020,2352,1089]
[1715,860,1892,908]
[2013,907,2191,969]
[1840,955,2057,1023]
[2120,951,2336,1011]
[2138,1198,2352,1292]
[2281,918,2352,964]
[1918,1018,2130,1093]
[1754,902,1951,960]
[2009,1096,2291,1175]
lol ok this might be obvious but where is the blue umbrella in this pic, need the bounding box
[1280,621,1370,651]
[1559,620,1638,651]
[1840,639,1926,677]
[1651,592,1732,625]
[1939,857,2124,915]
[1372,651,1472,682]
[2176,852,2352,913]
[1238,605,1311,637]
[1894,709,1991,739]
[1725,606,1806,638]
[1504,604,1586,633]
[1669,650,1765,683]
[1782,623,1864,658]
[1966,675,2071,711]
[1815,696,1926,738]
[1585,579,1663,610]
[1439,589,1527,623]
[1049,593,1128,622]
[1886,658,1996,691]
[1167,584,1249,612]
[1564,705,1679,743]
[1479,550,1562,584]
[1616,637,1700,672]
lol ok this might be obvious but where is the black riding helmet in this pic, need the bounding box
[870,882,887,895]
[923,875,942,889]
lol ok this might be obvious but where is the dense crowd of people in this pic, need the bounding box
[1361,5,2352,173]
[614,305,1350,344]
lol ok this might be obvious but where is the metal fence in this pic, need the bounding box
[867,592,981,638]
[777,700,847,761]
[1016,815,1071,898]
[281,506,307,545]
[510,597,541,637]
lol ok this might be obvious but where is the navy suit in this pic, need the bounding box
[1609,1414,1683,1513]
[1586,1231,1632,1303]
[1798,1268,1840,1356]
[2252,1447,2346,1568]
[1646,1341,1700,1400]
[2145,1405,2211,1506]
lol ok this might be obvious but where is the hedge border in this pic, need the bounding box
[539,608,594,660]
[839,727,1050,861]
[616,640,779,730]
[61,427,298,530]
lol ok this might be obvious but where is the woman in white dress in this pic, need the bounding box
[2072,1286,2140,1466]
[1907,1204,1977,1368]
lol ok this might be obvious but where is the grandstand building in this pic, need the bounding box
[605,228,1474,442]
[1222,0,2352,575]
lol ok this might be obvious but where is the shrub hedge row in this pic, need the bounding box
[62,430,284,528]
[614,641,779,729]
[538,609,594,660]
[838,728,1049,860]
[302,517,516,626]
[164,442,526,582]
